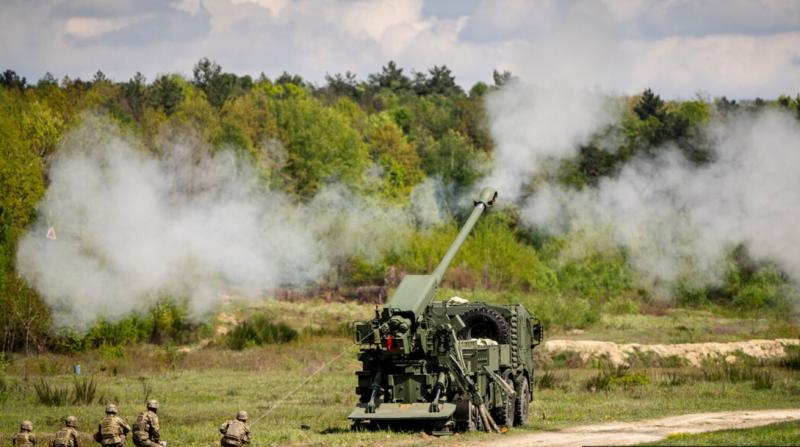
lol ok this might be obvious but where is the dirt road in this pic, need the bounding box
[470,409,800,446]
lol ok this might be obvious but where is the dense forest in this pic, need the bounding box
[2,59,799,353]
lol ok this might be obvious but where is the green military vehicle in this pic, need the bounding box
[350,187,542,434]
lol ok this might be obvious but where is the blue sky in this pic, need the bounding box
[1,0,799,98]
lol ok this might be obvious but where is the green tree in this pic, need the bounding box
[421,129,485,189]
[148,74,185,116]
[0,89,49,353]
[367,114,423,198]
[367,61,411,94]
[273,97,369,195]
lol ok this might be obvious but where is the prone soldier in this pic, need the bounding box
[52,416,80,447]
[219,411,250,447]
[133,400,162,447]
[93,404,131,447]
[13,420,36,446]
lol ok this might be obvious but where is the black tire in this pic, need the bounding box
[459,307,510,343]
[514,375,530,426]
[491,370,516,427]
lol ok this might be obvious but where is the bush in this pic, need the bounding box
[34,379,70,406]
[72,376,99,405]
[752,370,774,390]
[225,315,298,350]
[658,371,692,387]
[536,371,568,390]
[0,374,11,404]
[779,346,800,370]
[585,364,648,392]
[702,363,754,383]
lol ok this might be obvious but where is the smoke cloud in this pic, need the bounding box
[16,117,443,329]
[487,75,800,293]
[485,82,622,200]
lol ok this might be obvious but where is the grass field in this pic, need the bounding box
[2,296,799,446]
[644,420,800,446]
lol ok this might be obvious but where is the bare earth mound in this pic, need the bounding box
[543,338,800,367]
[471,409,800,447]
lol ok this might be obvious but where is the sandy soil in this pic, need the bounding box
[543,338,800,367]
[470,409,800,447]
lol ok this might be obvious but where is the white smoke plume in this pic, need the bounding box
[520,108,800,292]
[16,117,444,329]
[485,82,622,200]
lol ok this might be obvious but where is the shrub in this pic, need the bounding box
[0,374,11,404]
[72,376,98,405]
[779,346,800,370]
[658,371,692,387]
[536,371,558,390]
[585,364,648,392]
[752,370,774,390]
[225,314,298,350]
[702,363,754,383]
[34,379,70,406]
[585,371,612,392]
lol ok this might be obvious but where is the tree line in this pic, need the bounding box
[1,59,799,353]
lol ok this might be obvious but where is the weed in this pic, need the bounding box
[225,314,298,350]
[585,371,611,392]
[548,350,583,369]
[0,374,11,404]
[658,371,692,387]
[34,379,70,406]
[585,364,648,392]
[72,376,98,404]
[752,370,774,390]
[139,376,152,402]
[702,363,754,383]
[99,345,127,359]
[779,346,800,370]
[536,371,561,390]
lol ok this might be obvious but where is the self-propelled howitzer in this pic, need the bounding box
[349,187,542,434]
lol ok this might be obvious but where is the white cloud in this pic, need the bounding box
[0,0,798,97]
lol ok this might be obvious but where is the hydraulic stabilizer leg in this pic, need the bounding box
[366,371,382,413]
[429,372,447,413]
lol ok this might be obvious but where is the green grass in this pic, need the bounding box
[2,336,799,447]
[643,420,800,445]
[1,295,797,446]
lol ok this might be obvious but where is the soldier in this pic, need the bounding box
[219,411,250,447]
[133,400,161,447]
[52,416,80,447]
[93,404,131,447]
[13,420,36,446]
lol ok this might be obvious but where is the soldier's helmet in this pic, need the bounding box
[65,416,78,427]
[147,399,159,411]
[20,420,33,431]
[106,403,118,414]
[236,410,249,422]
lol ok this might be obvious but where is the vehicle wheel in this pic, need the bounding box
[514,375,530,426]
[459,307,509,343]
[491,370,516,427]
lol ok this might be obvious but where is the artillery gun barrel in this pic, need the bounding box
[382,187,497,320]
[432,187,497,283]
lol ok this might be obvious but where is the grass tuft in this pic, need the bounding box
[225,314,298,350]
[34,379,71,406]
[72,376,99,405]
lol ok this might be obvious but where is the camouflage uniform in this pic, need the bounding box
[94,405,131,447]
[133,400,161,447]
[13,421,36,447]
[52,416,80,447]
[219,411,250,447]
